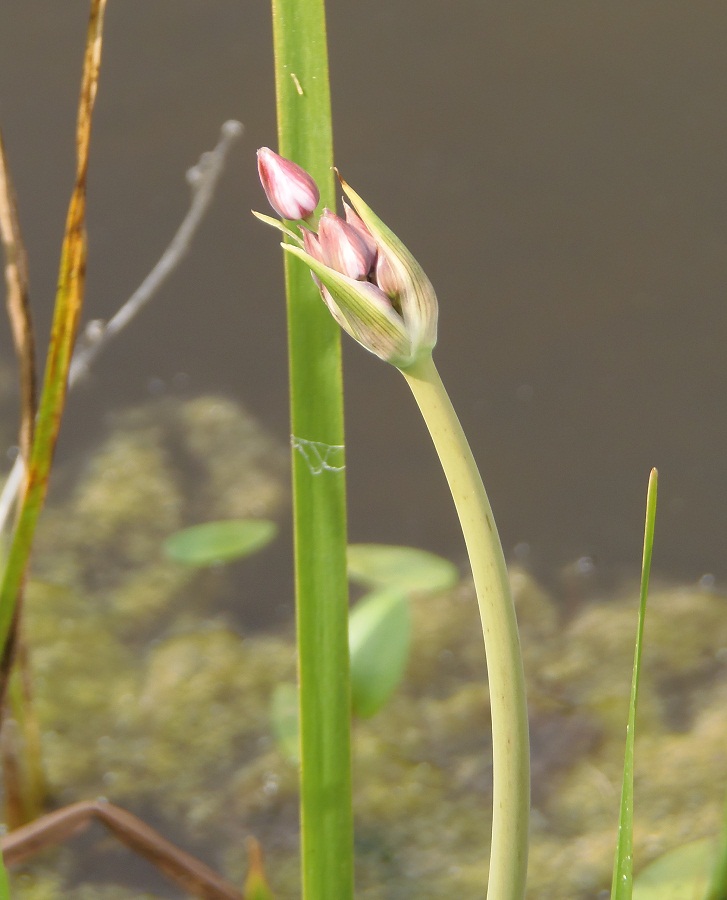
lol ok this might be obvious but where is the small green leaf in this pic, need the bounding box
[632,837,715,899]
[270,682,299,763]
[347,544,458,594]
[163,519,277,567]
[349,588,410,718]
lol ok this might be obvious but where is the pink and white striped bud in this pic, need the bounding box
[257,147,320,220]
[255,154,438,368]
[343,202,377,253]
[299,227,325,289]
[318,209,376,280]
[300,227,324,262]
[344,200,399,300]
[374,251,400,300]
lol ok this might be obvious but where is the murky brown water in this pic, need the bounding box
[3,3,727,589]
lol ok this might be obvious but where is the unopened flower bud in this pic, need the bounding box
[283,175,438,368]
[257,147,320,220]
[318,209,376,280]
[300,227,323,261]
[255,154,438,369]
[374,251,400,300]
[338,175,438,364]
[299,227,324,289]
[343,202,377,252]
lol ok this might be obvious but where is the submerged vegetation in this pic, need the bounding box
[2,3,727,899]
[0,391,720,897]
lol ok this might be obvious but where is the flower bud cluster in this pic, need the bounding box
[256,147,438,368]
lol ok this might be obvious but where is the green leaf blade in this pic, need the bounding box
[611,468,659,900]
[270,0,353,896]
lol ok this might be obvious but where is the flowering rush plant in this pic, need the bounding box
[255,147,437,370]
[255,146,530,900]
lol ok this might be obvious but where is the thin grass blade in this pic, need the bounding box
[611,467,658,900]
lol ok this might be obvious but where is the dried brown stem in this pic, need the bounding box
[1,799,244,900]
[0,128,37,464]
[0,128,46,828]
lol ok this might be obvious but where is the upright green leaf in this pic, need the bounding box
[611,468,658,900]
[269,1,353,898]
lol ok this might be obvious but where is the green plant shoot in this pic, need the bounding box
[268,1,353,898]
[611,467,658,900]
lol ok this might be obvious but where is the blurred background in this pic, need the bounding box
[2,1,727,615]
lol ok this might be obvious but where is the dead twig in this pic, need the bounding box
[1,798,244,900]
[0,119,243,537]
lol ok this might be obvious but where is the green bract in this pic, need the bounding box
[284,243,414,367]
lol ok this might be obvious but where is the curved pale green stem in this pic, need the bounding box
[400,353,529,900]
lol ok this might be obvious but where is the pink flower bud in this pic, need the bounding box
[300,227,324,262]
[374,251,400,300]
[318,209,376,280]
[257,147,320,220]
[300,227,324,288]
[343,202,377,256]
[343,200,399,300]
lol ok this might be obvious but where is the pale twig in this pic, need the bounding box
[0,120,243,534]
[0,461,22,539]
[69,119,243,383]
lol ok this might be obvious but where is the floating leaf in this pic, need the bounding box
[270,682,299,763]
[163,519,277,567]
[633,837,715,899]
[347,544,458,594]
[349,587,410,718]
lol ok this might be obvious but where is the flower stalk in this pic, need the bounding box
[401,353,529,899]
